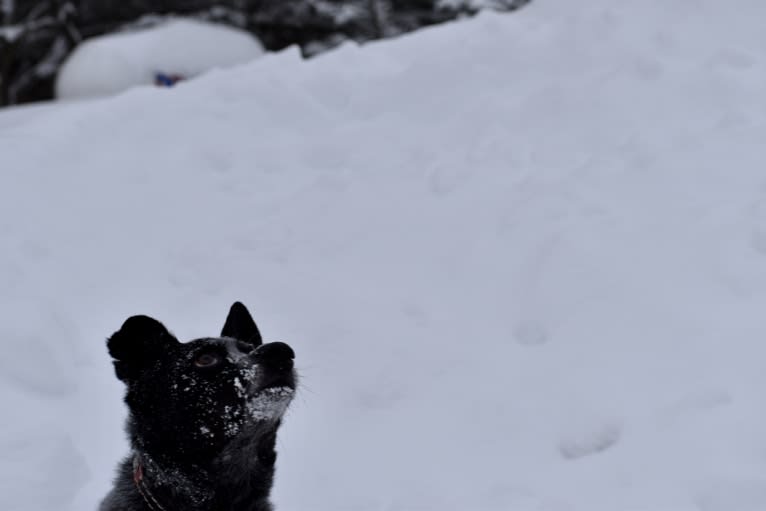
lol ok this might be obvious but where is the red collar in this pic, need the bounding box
[133,455,170,511]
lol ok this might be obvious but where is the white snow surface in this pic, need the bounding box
[55,18,264,100]
[3,1,766,510]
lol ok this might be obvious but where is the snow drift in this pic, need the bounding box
[3,1,766,510]
[55,18,264,100]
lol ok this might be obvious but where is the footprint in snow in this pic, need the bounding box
[513,320,549,346]
[401,303,429,328]
[695,478,766,511]
[427,163,469,196]
[558,421,622,460]
[748,197,766,255]
[708,48,756,71]
[660,388,732,423]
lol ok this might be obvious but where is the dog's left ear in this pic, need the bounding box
[107,315,180,381]
[221,301,262,346]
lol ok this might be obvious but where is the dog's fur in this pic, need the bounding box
[100,302,296,511]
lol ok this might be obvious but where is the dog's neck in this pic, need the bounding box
[132,450,214,511]
[130,421,280,511]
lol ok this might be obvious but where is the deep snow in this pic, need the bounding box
[3,1,766,510]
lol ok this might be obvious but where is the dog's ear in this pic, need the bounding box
[107,315,179,381]
[221,302,262,346]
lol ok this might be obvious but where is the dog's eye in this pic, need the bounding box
[194,353,221,368]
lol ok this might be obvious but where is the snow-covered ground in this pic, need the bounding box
[56,18,264,100]
[3,1,766,510]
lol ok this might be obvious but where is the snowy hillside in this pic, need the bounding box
[3,1,766,510]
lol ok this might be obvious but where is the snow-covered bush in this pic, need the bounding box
[55,19,263,100]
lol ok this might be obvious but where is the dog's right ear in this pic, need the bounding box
[221,301,262,347]
[107,315,179,381]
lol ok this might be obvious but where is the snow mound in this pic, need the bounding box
[55,18,264,100]
[3,1,766,510]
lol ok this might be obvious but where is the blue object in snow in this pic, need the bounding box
[154,72,185,87]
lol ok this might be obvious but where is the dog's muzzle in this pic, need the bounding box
[251,341,296,390]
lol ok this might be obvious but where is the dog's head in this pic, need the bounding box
[107,302,296,461]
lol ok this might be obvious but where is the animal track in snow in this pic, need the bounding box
[694,478,766,511]
[660,388,732,423]
[401,303,429,327]
[748,196,766,255]
[558,422,622,460]
[513,321,549,346]
[426,162,469,196]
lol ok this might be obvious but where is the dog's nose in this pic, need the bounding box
[252,342,295,371]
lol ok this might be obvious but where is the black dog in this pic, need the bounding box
[100,302,296,511]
